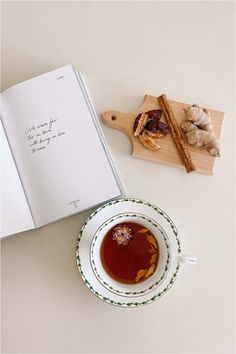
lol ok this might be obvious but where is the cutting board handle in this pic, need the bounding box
[101,110,134,138]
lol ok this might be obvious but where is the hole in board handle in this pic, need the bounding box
[111,115,117,121]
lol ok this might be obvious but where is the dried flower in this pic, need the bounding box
[112,224,133,246]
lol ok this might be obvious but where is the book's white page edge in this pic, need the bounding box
[0,119,35,238]
[74,68,124,197]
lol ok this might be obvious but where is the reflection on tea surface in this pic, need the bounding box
[100,222,159,284]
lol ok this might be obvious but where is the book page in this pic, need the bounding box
[1,65,122,227]
[0,120,34,237]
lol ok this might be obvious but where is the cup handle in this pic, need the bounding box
[175,254,197,265]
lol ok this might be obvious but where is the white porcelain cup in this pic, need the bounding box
[90,213,196,297]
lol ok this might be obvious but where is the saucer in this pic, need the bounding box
[76,198,182,307]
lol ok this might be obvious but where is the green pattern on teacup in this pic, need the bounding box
[77,251,179,307]
[90,213,170,296]
[76,198,182,307]
[76,198,181,253]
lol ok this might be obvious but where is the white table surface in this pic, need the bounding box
[1,2,235,353]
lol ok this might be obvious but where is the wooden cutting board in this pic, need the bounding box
[101,95,224,174]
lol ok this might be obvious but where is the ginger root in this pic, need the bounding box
[182,103,220,157]
[183,104,213,132]
[181,121,220,156]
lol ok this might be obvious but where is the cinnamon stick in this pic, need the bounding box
[158,94,195,173]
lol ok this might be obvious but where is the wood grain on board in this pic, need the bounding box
[101,95,224,174]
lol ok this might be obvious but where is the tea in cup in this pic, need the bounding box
[90,212,196,297]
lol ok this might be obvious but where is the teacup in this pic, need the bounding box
[90,212,196,297]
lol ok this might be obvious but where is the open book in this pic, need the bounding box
[1,65,123,238]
